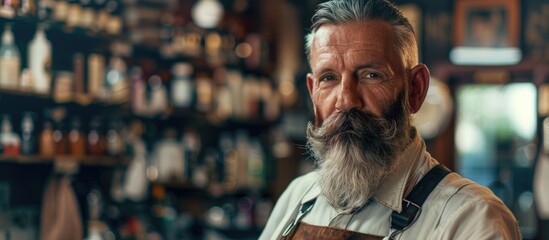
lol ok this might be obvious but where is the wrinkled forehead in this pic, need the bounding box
[309,21,401,65]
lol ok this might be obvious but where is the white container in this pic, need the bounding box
[28,26,51,94]
[171,63,194,108]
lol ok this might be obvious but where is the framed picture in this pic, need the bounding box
[454,0,520,48]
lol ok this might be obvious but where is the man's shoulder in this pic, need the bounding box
[441,173,508,207]
[435,173,516,223]
[424,172,521,239]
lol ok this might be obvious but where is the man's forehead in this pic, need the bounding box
[311,21,395,51]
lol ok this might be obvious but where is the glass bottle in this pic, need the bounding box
[104,56,127,103]
[20,112,36,155]
[219,132,236,191]
[106,119,123,156]
[93,0,108,33]
[0,115,20,155]
[73,53,85,98]
[68,117,86,157]
[87,54,105,99]
[0,24,20,90]
[155,128,184,183]
[37,0,54,21]
[18,0,35,16]
[52,0,69,23]
[65,0,82,29]
[79,0,94,29]
[170,63,194,108]
[0,0,15,18]
[87,117,105,156]
[52,117,66,155]
[53,71,73,102]
[39,120,54,157]
[195,75,213,112]
[104,0,122,35]
[148,75,168,115]
[130,66,146,114]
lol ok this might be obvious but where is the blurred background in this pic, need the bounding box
[0,0,547,239]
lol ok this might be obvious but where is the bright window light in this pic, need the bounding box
[450,47,522,66]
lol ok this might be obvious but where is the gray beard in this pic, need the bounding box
[306,92,413,213]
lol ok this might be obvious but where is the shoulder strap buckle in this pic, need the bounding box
[388,164,451,239]
[390,199,422,231]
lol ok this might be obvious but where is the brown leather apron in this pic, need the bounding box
[281,221,384,240]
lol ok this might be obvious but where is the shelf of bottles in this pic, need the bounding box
[0,1,286,239]
[0,0,282,161]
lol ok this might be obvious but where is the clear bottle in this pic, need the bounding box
[20,112,36,155]
[170,63,194,108]
[28,25,52,94]
[0,25,20,90]
[0,115,20,155]
[148,75,168,115]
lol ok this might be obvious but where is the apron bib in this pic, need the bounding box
[282,221,384,240]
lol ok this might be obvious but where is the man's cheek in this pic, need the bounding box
[314,105,324,127]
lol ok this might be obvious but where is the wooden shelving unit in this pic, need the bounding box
[0,154,129,166]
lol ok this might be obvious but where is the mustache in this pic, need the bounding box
[306,90,411,165]
[307,109,400,166]
[316,109,399,141]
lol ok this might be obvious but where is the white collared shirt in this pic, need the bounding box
[260,134,521,239]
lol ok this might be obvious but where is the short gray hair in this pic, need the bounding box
[305,0,418,69]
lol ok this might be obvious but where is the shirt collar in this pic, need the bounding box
[372,132,427,212]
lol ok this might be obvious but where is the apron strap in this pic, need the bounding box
[282,197,317,237]
[279,180,320,238]
[388,164,452,239]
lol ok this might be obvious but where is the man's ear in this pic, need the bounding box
[408,64,430,113]
[306,73,317,116]
[306,73,314,99]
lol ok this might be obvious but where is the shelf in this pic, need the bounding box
[0,87,49,98]
[0,154,129,166]
[0,87,129,108]
[1,14,125,43]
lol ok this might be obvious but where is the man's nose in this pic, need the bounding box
[335,80,363,111]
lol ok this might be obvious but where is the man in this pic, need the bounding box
[260,0,521,239]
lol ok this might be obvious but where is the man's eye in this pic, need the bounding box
[320,75,336,81]
[364,72,382,79]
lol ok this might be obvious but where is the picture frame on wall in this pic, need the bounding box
[451,0,522,65]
